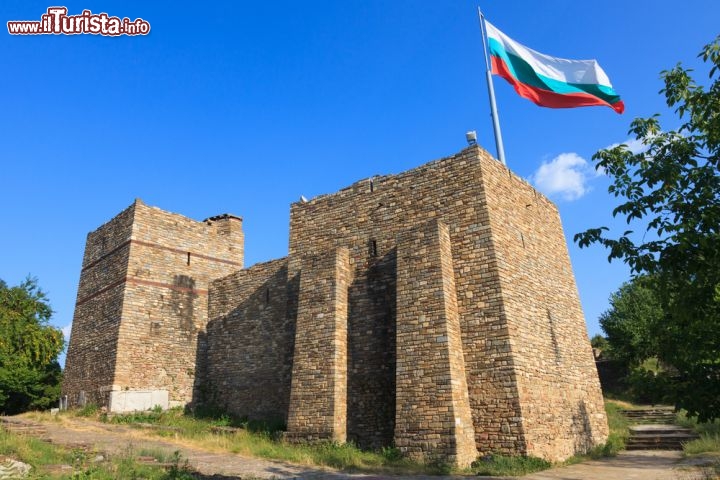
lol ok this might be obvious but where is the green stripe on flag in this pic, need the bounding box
[488,38,621,105]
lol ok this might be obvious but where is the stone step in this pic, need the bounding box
[621,408,677,425]
[623,412,676,418]
[0,419,47,436]
[626,439,697,450]
[623,410,675,416]
[626,440,695,450]
[2,426,47,434]
[626,417,677,424]
[625,412,675,418]
[626,424,699,451]
[622,406,674,411]
[629,424,695,433]
[629,432,699,441]
[627,443,684,450]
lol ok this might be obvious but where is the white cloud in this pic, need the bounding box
[530,137,651,201]
[61,324,72,342]
[605,137,647,155]
[530,152,596,201]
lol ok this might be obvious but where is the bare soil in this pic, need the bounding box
[1,415,715,479]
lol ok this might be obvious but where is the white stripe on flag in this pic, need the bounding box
[484,20,613,87]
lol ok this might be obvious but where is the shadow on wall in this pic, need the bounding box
[191,247,401,449]
[191,329,208,411]
[572,400,595,453]
[347,248,397,449]
[196,263,294,424]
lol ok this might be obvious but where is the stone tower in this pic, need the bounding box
[63,145,608,467]
[273,146,607,465]
[62,200,243,411]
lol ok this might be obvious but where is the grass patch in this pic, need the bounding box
[70,407,431,474]
[52,407,434,474]
[0,427,194,479]
[603,399,630,454]
[577,432,626,461]
[75,403,100,417]
[224,436,426,474]
[26,399,638,476]
[676,412,720,436]
[683,435,720,455]
[472,454,551,476]
[30,402,645,476]
[136,446,175,463]
[0,427,68,467]
[676,411,720,455]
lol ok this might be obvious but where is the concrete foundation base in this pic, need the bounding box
[109,390,168,413]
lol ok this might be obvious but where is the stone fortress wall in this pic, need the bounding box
[64,202,243,409]
[63,145,608,467]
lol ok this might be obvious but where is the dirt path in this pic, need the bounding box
[1,416,469,480]
[1,416,714,479]
[523,450,715,480]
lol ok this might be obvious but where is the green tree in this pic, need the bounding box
[599,276,664,368]
[0,277,64,414]
[576,36,720,421]
[590,333,609,351]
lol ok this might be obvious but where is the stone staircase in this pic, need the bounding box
[0,418,48,437]
[621,407,676,424]
[622,407,699,450]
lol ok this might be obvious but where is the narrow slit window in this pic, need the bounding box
[370,239,378,257]
[187,252,191,266]
[265,288,270,304]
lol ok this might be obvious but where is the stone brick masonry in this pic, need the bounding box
[286,248,351,443]
[395,220,477,466]
[63,202,243,409]
[206,258,292,422]
[62,145,608,467]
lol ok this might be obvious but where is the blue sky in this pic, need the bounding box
[2,1,719,365]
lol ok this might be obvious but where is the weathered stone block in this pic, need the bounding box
[286,248,351,443]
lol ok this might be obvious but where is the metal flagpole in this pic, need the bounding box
[477,6,507,166]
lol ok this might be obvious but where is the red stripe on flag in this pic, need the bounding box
[491,56,625,114]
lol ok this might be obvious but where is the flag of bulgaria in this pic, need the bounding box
[484,19,624,114]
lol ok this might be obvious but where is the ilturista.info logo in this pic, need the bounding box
[7,7,150,36]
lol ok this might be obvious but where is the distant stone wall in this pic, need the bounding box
[205,258,293,422]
